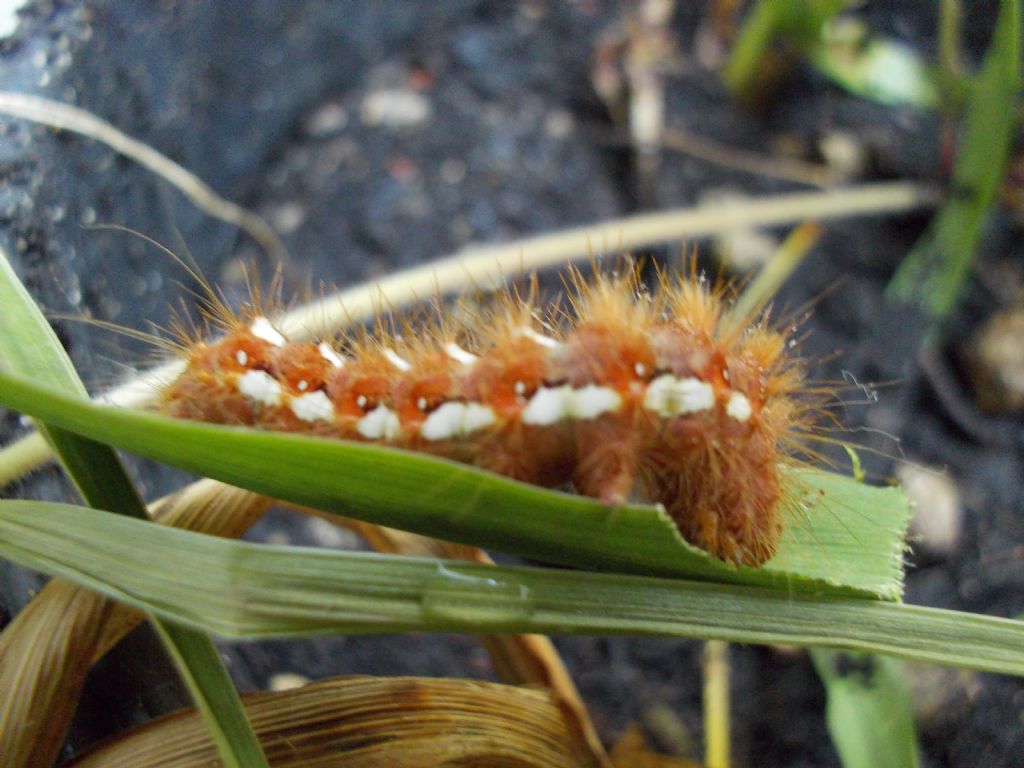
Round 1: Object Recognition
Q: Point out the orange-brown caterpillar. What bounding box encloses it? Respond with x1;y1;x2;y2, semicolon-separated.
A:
161;267;816;566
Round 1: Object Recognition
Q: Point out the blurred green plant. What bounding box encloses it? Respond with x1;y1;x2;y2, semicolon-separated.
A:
811;650;921;768
887;0;1021;319
723;0;938;108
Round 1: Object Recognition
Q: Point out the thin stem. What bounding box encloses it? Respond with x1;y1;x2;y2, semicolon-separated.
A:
703;640;731;768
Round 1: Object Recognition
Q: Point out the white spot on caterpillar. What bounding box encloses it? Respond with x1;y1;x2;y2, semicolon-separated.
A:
251;317;286;347
521;385;571;426
644;375;714;417
462;402;497;433
420;401;465;440
570;385;622;420
514;380;527;396
383;349;412;372
358;404;401;440
676;377;716;414
356;394;368;410
444;342;477;366
297;380;309;392
290;391;334;423
417;396;429;411
235;350;248;366
634;362;647;378
644;375;675;416
319;342;344;368
237;370;281;406
522;384;624;425
419;401;498;440
514;326;560;349
726;392;753;422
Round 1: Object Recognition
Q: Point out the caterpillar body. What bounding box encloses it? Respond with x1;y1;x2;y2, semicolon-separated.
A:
160;267;814;566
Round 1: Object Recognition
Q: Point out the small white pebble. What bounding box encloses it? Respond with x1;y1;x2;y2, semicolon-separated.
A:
899;463;963;557
361;88;431;127
305;516;362;549
819;130;868;179
440;158;466;184
305;102;349;136
268;673;309;692
544;108;574;139
268;202;306;234
0;2;27;38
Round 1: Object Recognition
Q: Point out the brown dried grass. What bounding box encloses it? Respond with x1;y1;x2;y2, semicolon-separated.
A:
65;676;580;768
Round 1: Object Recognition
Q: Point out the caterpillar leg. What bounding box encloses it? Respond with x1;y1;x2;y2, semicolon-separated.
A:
572;419;641;505
648;428;783;566
473;424;575;488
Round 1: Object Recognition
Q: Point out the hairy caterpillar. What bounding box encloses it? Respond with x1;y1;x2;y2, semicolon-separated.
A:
159;265;818;567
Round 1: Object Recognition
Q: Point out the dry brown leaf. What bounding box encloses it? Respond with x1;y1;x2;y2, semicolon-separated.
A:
65;675;581;767
0;585;113;767
0;480;269;768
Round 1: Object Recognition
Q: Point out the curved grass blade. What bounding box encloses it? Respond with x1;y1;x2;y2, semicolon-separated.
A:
70;676;582;768
0;500;1020;675
0;247;144;513
148;621;271;768
0;370;910;598
0;250;269;768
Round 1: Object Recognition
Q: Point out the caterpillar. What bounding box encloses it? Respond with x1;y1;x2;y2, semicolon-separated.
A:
159;265;817;567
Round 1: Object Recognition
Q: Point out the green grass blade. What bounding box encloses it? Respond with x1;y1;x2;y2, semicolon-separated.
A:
0;500;1021;675
722;0;788;98
0;369;910;599
723;0;845;101
811;650;921;768
887;0;1021;317
151;622;270;768
0;249;269;768
0;248;146;514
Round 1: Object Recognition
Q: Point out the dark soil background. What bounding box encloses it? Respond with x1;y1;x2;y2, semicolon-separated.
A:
1;2;1022;766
